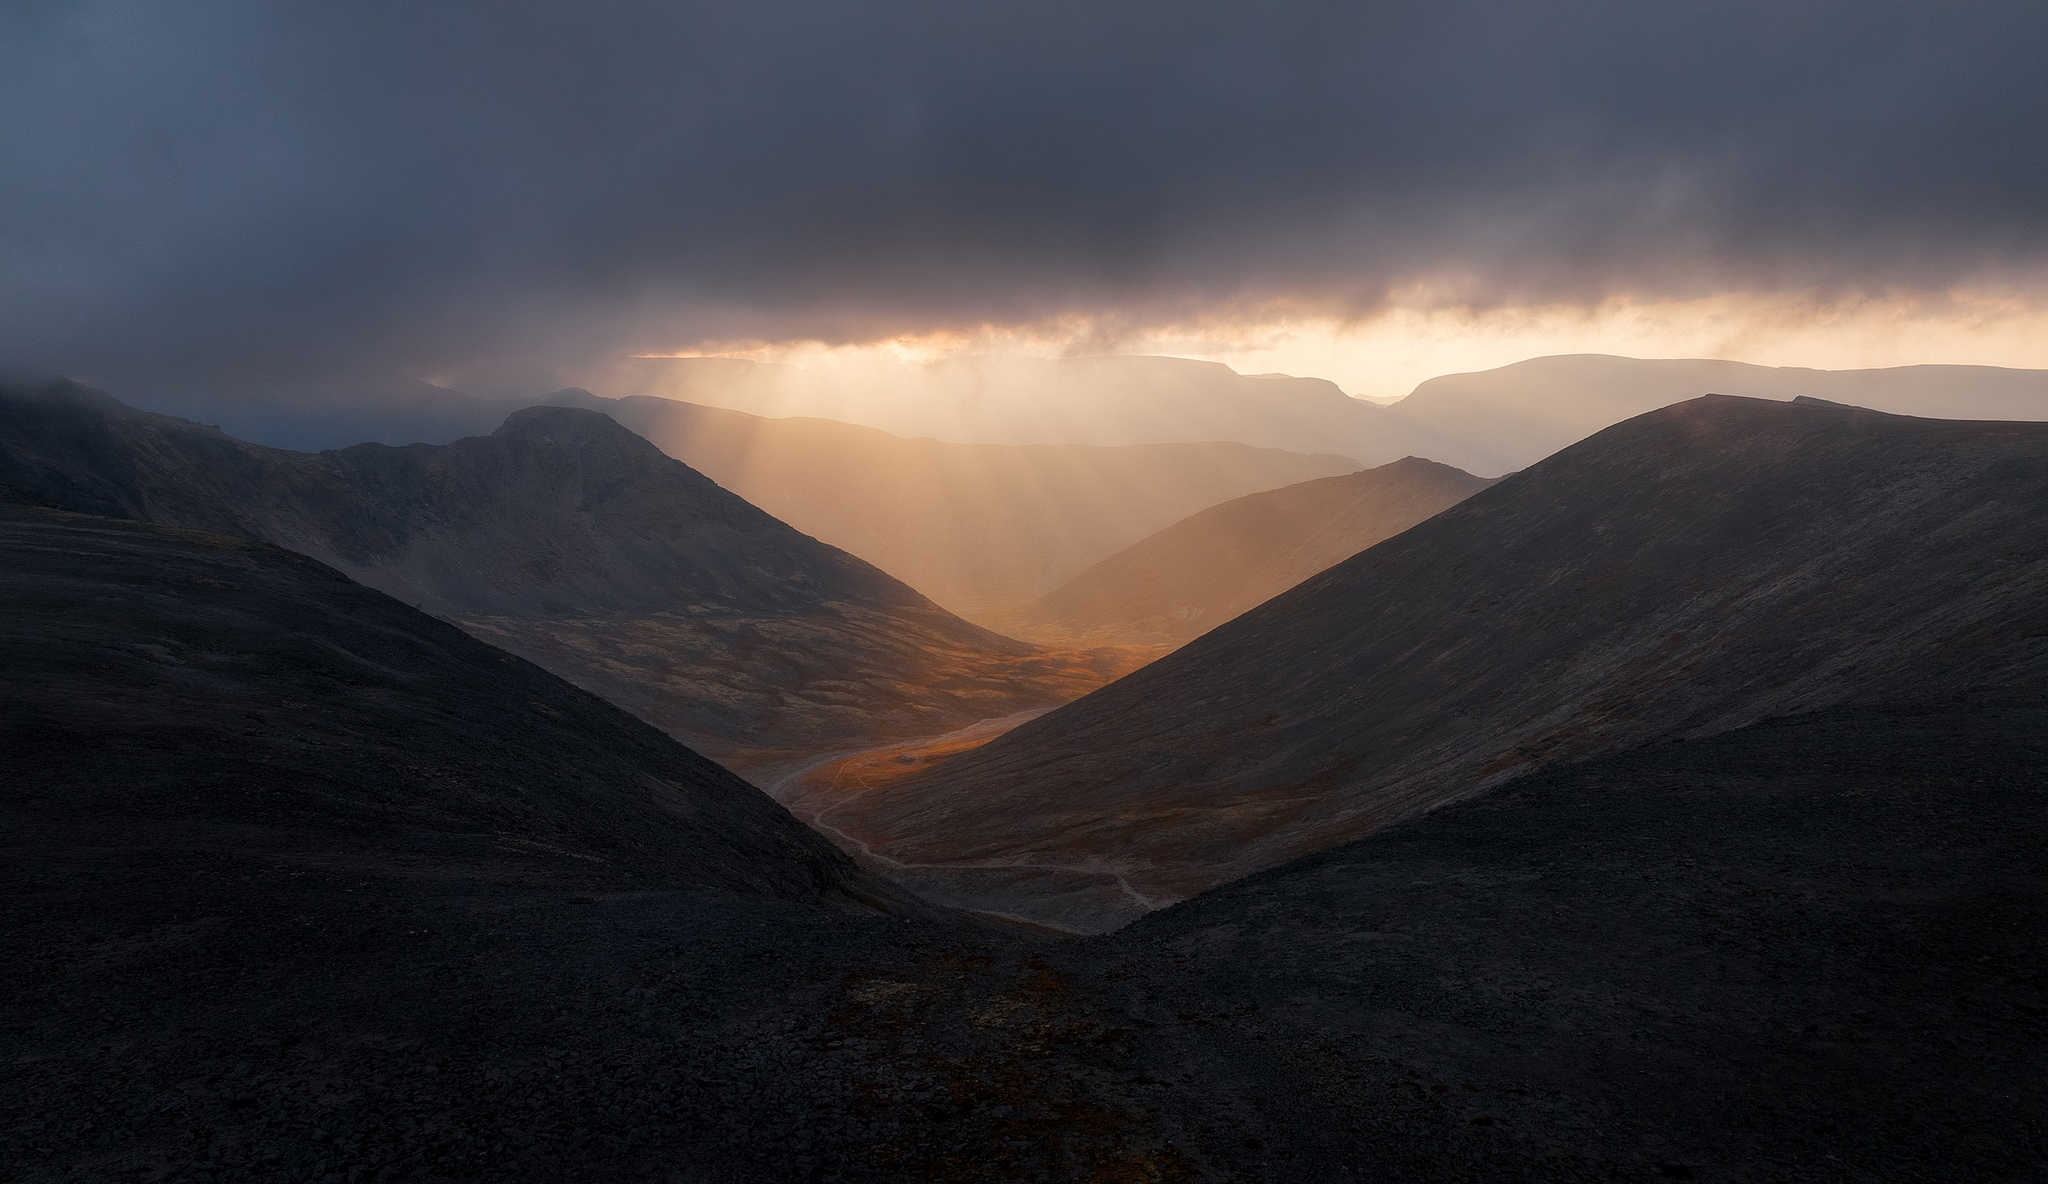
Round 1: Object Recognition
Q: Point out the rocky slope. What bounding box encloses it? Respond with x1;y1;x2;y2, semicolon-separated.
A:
9;519;2040;1181
546;389;1361;618
834;396;2048;931
989;457;1495;646
0;504;905;910
0;378;1149;768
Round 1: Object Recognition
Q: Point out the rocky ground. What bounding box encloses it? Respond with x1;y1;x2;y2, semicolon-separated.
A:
5;503;2045;1182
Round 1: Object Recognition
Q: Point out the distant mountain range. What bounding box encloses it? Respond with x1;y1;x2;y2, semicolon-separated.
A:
543;389;1360;618
603;353;2048;475
599;353;1381;453
827;396;2048;931
987;456;1495;646
0;379;1149;768
1384;354;2048;475
121;352;2048;499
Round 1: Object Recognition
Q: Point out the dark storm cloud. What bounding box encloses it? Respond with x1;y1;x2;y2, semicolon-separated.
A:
2;0;2045;384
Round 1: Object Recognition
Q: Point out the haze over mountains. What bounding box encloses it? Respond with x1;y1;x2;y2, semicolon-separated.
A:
0;379;1147;768
989;457;1495;646
1388;354;2048;475
600;353;2048;477
831;396;2048;931
607;354;1387;453
544;389;1359;617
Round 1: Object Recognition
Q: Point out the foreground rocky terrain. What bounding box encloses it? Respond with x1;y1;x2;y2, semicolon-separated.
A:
845;396;2048;930
989;457;1495;647
0;379;1150;768
5;504;2041;1180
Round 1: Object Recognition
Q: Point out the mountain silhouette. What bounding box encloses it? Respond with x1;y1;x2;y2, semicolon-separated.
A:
830;396;2048;931
0;378;1148;768
989;457;1495;646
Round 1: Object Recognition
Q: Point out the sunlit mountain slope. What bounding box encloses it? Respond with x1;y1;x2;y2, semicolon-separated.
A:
989;457;1495;646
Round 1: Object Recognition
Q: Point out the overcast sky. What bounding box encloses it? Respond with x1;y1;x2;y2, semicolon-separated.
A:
4;1;2045;392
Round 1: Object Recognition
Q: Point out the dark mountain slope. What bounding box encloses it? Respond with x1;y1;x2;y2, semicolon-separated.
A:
1109;694;2048;1180
0;379;1145;767
989;457;1496;646
547;389;1361;619
0;504;900;909
837;396;2048;931
8;517;2040;1180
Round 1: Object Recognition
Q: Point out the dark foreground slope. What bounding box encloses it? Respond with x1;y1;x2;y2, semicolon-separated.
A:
843;396;2048;931
989;457;1495;646
1108;695;2048;1181
7;516;2042;1183
0;506;896;908
0;379;1146;767
550;390;1360;619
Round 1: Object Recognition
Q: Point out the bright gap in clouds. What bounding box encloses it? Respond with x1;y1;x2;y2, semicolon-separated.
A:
639;288;2048;403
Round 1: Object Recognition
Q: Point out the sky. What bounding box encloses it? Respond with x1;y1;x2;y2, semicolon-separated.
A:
4;1;2046;400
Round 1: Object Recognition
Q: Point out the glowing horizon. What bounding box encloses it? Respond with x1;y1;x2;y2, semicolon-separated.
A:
617;286;2048;403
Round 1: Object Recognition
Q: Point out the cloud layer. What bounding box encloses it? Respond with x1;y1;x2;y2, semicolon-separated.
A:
4;0;2045;387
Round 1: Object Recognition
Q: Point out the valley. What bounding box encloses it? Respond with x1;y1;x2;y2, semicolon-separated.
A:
0;380;1158;768
546;388;1361;618
14;11;2048;1181
7;369;2046;1183
833;395;2048;930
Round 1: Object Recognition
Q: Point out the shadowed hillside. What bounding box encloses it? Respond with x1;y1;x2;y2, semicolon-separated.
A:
547;389;1361;619
989;457;1495;646
8;508;2041;1180
0;379;1151;768
0;504;904;909
833;396;2048;931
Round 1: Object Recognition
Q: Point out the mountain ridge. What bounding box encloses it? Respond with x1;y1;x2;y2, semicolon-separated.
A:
831;395;2048;930
0;378;1148;767
988;455;1496;646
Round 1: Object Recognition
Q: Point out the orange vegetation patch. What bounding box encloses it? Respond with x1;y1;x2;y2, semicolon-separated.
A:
803;713;1038;797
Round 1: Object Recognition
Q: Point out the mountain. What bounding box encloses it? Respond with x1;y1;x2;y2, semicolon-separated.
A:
545;390;1362;618
1115;693;2048;1179
595;353;1399;457
1381;354;2048;475
0;502;904;909
823;396;2048;931
0;378;1149;768
9;503;2040;1181
988;457;1496;646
